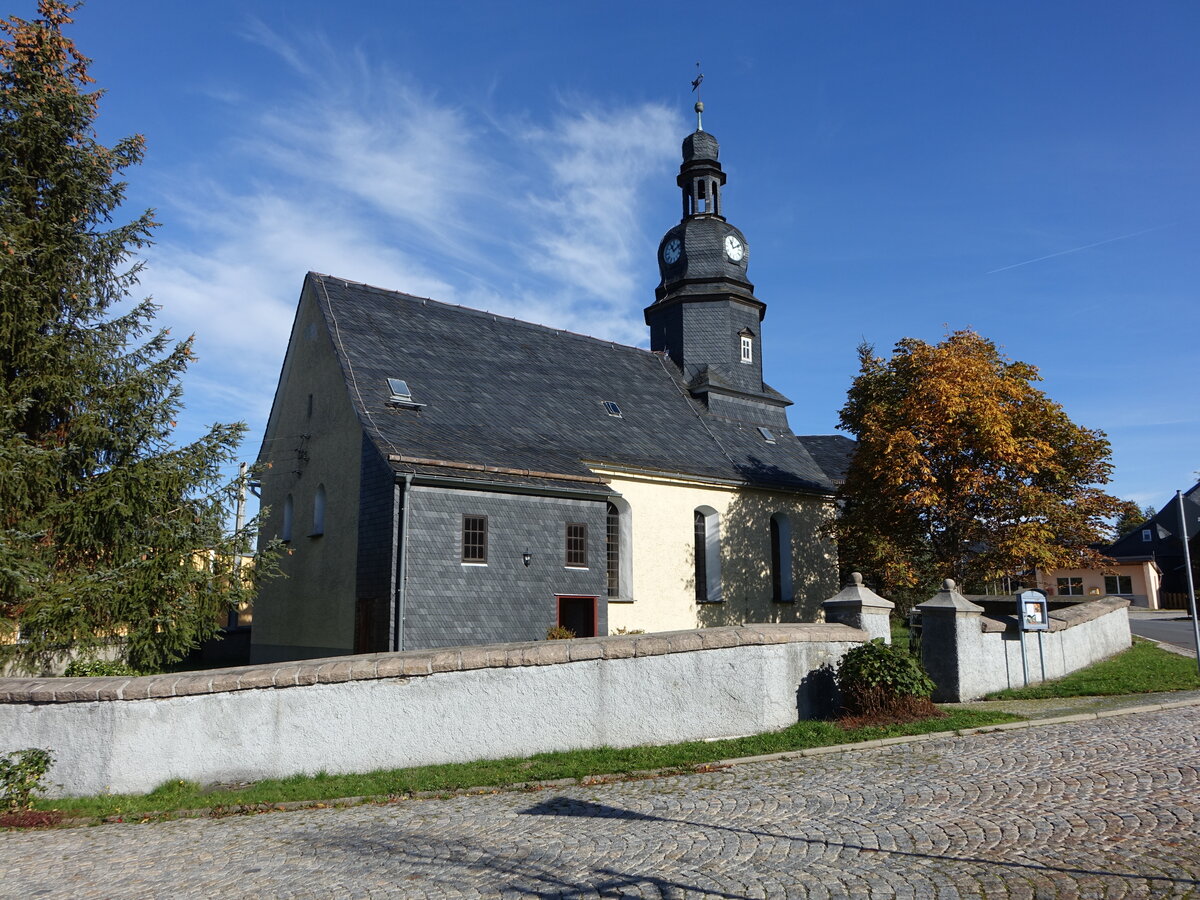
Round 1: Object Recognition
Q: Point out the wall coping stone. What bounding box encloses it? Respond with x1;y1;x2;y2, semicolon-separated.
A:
979;596;1131;633
0;623;865;704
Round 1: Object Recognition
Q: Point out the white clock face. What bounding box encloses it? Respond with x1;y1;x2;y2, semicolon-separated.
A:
724;234;745;262
662;238;682;265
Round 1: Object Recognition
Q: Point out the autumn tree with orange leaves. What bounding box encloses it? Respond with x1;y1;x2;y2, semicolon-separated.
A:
836;330;1121;608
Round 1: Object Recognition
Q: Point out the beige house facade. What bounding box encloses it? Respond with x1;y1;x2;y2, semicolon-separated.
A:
594;466;838;634
1034;558;1162;609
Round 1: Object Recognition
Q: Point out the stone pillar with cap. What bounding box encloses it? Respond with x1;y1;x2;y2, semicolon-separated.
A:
822;573;895;644
915;579;986;702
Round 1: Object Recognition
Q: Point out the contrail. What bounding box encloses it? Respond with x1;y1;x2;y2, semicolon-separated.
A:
987;224;1168;274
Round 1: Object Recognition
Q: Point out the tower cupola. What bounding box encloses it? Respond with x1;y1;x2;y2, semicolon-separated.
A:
643;102;791;429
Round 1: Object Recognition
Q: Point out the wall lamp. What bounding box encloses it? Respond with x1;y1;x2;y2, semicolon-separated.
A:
522;551;532;567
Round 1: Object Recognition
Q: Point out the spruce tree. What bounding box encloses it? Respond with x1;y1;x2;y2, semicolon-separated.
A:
0;1;260;673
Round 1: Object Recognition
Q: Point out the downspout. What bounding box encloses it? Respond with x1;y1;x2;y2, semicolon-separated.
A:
394;474;413;652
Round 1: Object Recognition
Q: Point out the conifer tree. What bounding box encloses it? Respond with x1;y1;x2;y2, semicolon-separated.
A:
0;1;261;673
836;330;1121;608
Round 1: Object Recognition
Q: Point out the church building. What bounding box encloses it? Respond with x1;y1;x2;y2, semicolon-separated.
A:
250;113;849;663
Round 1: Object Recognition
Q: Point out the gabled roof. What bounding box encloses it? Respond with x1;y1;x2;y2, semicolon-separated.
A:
1105;480;1200;559
307;273;835;495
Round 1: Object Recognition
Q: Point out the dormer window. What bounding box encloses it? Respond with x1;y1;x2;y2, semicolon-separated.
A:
740;333;753;364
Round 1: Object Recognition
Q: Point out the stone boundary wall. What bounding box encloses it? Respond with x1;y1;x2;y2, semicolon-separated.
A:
919;594;1131;702
0;624;865;797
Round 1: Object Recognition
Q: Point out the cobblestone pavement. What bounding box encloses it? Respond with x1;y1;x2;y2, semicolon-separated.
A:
3;706;1199;899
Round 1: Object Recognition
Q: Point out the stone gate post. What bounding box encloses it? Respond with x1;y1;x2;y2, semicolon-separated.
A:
915;579;986;702
822;572;895;643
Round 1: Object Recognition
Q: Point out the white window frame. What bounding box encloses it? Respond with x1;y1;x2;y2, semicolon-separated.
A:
1056;577;1084;596
694;506;722;603
1104;574;1133;595
606;498;634;602
740;334;753;364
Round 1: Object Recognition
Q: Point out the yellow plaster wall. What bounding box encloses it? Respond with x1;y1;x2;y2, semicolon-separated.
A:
596;469;838;633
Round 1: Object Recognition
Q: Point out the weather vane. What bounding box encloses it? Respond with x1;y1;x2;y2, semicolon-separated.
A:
691;62;704;131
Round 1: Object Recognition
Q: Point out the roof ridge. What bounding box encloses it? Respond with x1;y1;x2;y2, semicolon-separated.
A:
309;271;656;358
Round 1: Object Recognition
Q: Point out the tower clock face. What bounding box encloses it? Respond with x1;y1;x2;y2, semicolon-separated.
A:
724;234;745;262
662;238;682;265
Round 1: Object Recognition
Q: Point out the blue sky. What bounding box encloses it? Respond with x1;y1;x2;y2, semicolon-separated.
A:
46;1;1200;511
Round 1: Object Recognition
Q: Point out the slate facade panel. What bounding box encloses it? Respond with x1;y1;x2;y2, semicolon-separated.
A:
355;437;399;651
400;485;609;649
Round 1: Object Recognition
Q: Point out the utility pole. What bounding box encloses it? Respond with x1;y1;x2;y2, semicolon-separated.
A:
1178;489;1200;675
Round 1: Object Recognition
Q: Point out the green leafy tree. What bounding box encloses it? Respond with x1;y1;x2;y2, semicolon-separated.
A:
0;1;266;673
1110;500;1156;542
836;330;1121;605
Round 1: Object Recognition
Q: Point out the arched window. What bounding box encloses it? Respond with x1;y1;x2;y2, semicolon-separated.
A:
311;484;326;536
694;506;722;603
770;513;794;603
606;502;620;598
606;498;633;602
282;494;294;542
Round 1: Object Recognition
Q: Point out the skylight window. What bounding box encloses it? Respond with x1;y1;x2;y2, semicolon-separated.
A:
387;378;412;402
757;426;776;444
603;400;623;418
384;377;426;409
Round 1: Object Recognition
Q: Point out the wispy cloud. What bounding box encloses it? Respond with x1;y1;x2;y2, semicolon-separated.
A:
142;25;683;442
987;225;1168;274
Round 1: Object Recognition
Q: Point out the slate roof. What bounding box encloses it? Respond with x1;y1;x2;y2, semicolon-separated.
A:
795;435;856;487
308;273;835;495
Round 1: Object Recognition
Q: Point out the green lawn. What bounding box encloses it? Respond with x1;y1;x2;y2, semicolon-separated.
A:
38;707;1018;822
986;638;1200;700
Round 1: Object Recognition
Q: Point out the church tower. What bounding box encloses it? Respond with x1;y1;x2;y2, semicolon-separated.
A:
645;102;792;429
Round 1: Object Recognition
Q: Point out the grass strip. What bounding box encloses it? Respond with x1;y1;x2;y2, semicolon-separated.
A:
37;708;1018;822
986;638;1200;700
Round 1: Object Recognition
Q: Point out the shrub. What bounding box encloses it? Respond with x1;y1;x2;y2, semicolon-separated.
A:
836;639;939;724
0;749;53;812
545;626;575;640
63;659;141;678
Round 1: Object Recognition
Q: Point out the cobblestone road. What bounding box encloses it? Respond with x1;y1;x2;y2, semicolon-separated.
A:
3;706;1199;898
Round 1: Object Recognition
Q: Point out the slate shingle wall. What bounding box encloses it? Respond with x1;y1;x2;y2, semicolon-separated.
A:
355;437;398;651
401;485;609;649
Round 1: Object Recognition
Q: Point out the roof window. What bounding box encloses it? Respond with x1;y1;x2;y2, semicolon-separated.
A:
387;378;412;402
603;400;623;418
385;377;426;409
757;426;776;444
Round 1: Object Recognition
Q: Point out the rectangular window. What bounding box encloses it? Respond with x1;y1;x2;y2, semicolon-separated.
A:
565;522;588;568
1056;577;1084;596
1104;575;1133;594
740;335;753;363
462;515;487;563
1142;529;1153;542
